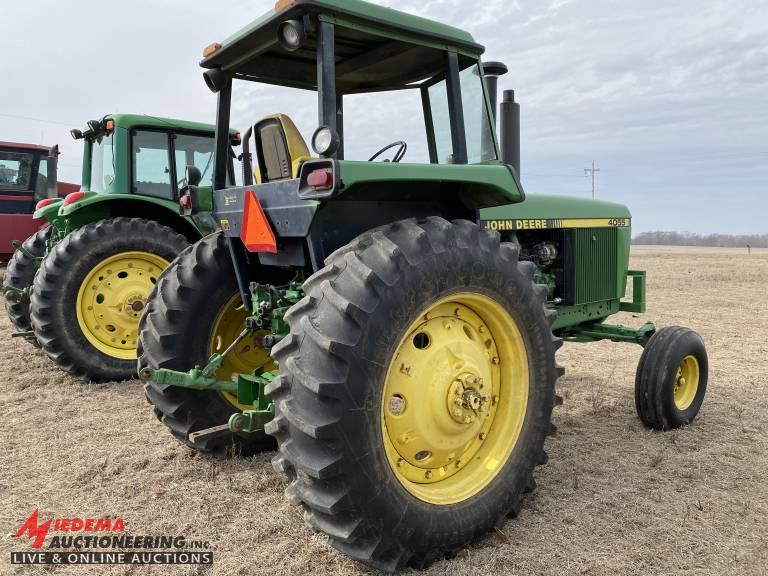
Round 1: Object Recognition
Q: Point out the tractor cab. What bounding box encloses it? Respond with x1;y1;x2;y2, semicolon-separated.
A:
0;141;69;260
68;114;237;201
4;114;240;382
29;114;243;242
190;0;524;271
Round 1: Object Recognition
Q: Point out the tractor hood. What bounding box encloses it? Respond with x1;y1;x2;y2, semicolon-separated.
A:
479;194;632;231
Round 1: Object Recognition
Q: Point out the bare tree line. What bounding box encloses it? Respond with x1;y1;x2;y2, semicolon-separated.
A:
632;231;768;248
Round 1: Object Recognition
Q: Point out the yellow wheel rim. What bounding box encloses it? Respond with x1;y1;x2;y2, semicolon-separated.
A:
209;293;274;411
381;292;529;505
674;355;699;410
76;251;169;360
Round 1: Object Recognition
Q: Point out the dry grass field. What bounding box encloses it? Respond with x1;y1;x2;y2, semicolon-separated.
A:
1;247;766;576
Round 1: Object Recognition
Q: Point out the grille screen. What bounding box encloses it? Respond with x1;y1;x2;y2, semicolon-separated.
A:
572;227;619;304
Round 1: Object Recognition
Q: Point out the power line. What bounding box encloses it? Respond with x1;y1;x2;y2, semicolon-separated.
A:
584;160;600;199
0;113;74;128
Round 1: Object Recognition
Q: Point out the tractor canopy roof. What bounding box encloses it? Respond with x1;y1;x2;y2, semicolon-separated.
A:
0;141;55;154
105;114;219;134
201;0;485;93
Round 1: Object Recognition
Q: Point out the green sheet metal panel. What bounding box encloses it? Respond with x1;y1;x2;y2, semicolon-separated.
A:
337;160;524;207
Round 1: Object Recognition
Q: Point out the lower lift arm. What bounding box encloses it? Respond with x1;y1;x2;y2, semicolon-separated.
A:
139;279;304;441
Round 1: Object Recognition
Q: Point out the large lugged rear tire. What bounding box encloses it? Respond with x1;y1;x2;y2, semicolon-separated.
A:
30;218;189;382
138;232;281;457
267;217;562;571
3;227;50;339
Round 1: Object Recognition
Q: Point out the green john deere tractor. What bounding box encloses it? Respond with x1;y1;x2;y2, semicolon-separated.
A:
3;114;237;382
138;0;708;570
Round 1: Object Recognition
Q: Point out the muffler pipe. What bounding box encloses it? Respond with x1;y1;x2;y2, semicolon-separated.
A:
500;89;521;178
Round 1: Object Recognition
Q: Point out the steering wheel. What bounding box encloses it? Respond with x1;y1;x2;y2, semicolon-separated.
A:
368;141;407;163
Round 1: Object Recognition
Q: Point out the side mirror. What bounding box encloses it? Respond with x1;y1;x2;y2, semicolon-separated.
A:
185;165;202;186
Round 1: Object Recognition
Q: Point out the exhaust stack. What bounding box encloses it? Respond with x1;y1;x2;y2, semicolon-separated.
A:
500;89;521;178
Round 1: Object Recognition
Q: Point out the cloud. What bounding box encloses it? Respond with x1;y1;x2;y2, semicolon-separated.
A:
0;0;765;233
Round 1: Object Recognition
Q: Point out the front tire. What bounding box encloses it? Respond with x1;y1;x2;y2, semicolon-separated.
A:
30;218;189;382
635;326;708;430
3;227;50;340
267;218;562;571
138;232;283;457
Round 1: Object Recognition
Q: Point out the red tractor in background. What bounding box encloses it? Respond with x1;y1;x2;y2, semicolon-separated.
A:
0;141;78;260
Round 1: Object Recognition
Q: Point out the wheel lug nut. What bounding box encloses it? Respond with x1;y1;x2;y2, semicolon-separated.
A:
492;356;499;365
479;432;486;440
425;471;433;479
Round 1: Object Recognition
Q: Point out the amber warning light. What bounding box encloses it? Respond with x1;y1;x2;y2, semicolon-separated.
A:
203;42;222;58
275;0;297;12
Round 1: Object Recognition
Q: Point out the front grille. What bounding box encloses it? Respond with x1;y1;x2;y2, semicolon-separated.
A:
572;227;619;304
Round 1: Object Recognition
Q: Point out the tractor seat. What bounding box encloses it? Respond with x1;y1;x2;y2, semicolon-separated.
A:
252;114;313;184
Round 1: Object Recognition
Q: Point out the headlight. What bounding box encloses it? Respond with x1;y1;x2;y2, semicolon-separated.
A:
311;126;340;157
278;19;305;52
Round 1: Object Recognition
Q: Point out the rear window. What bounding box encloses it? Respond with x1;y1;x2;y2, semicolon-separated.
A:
0;150;34;189
174;133;215;188
133;131;173;199
132;130;218;198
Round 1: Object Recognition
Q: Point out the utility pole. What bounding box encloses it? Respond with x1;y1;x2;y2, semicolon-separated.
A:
584;160;600;199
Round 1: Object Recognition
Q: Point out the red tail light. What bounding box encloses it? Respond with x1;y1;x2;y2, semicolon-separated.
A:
63;191;85;206
307;168;333;190
35;198;56;210
179;190;193;214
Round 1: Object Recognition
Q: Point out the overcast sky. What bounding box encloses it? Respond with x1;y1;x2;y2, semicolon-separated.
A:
1;0;766;234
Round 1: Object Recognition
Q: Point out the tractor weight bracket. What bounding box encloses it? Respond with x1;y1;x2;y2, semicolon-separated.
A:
619;270;647;313
562;321;656;347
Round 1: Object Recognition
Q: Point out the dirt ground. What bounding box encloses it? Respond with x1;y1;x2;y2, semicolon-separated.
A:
1;247;766;576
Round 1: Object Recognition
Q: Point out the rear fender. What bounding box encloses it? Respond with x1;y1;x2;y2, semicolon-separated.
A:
33;199;65;223
41;193;206;241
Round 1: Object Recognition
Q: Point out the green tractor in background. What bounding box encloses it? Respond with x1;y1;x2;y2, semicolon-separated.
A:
139;0;709;570
3;114;237;381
